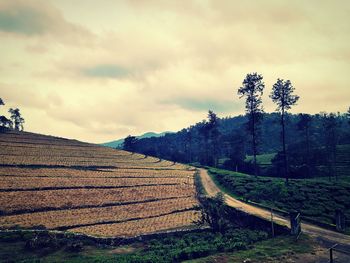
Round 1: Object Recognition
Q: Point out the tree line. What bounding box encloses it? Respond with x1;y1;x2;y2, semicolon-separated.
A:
122;73;349;182
0;97;25;131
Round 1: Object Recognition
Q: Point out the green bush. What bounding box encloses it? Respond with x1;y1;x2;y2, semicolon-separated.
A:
113;229;268;263
209;167;350;227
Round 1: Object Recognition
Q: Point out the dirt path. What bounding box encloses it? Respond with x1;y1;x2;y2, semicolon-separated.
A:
199;168;350;246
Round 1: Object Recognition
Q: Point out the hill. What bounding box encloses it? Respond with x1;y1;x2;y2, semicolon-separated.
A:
0;129;200;237
101;131;172;148
207;167;350;230
128;112;350;178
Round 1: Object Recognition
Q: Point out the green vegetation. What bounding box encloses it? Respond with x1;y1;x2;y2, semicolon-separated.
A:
208;167;350;227
331;144;350;177
185;234;315;263
245;144;350;172
245;153;276;165
0;229;268;263
126;110;350;179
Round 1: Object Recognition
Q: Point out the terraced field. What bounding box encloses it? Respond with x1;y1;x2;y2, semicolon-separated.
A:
0;130;201;237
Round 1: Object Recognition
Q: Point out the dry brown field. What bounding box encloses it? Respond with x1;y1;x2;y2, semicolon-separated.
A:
0;130;200;237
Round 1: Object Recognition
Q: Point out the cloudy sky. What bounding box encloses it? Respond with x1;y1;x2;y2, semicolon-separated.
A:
0;0;349;143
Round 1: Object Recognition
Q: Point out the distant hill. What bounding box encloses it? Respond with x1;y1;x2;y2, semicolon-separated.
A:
101;131;172;148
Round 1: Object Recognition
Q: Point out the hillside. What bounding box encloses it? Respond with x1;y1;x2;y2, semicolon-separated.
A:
0;130;200;237
208;167;350;229
126;112;350;173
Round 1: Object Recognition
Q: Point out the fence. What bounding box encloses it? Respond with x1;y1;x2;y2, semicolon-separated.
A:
329;244;350;263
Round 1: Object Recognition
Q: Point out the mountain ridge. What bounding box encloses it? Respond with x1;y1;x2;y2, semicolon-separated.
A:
101;131;172;148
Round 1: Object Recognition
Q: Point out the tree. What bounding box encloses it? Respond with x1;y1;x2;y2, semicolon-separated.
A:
347;106;350;125
8;108;25;131
238;73;265;176
206;110;220;167
270;79;299;183
197;192;230;233
322;113;339;181
297;113;312;177
123;135;138;152
0;99;13;129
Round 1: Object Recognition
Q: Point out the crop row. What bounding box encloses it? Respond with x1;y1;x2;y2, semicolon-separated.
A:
69;210;201;237
0;146;140;159
0;132;92;146
0;185;196;213
0;167;194;178
0;142;131;156
0;175;194;190
0;197;198;230
0;153;163;165
0;145;150;162
0;150;185;169
0;138;90;148
0;155;185;168
0;130;87;143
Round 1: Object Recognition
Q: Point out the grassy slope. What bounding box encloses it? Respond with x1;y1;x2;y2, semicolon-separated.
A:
207;167;350;228
0;229;269;263
185;234;315;263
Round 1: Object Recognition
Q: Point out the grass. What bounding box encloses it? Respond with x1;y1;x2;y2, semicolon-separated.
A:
245;153;276;165
207;167;350;229
185;234;315;263
0;228;269;263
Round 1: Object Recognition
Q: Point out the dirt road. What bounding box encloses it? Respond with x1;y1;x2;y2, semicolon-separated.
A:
199;168;350;246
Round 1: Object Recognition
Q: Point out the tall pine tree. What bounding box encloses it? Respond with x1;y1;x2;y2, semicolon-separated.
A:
238;73;265;176
270;79;299;183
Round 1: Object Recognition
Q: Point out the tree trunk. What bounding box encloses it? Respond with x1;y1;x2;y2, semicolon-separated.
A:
306;127;310;178
188;134;192;163
281;110;288;184
252;113;258;177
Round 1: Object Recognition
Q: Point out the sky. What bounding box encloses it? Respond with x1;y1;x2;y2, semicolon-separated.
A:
0;0;349;143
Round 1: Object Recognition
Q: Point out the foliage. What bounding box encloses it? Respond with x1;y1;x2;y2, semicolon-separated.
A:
65;241;84;252
123;135;139;151
237;73;265;175
0;229;268;263
197;193;231;233
186;234;314;263
321;113;340;180
129;112;350;179
208;167;350;226
0;98;13;129
269;79;299;112
8;108;25;131
270;79;299;183
269;144;350;179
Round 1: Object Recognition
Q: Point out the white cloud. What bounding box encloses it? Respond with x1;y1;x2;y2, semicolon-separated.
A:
0;0;349;143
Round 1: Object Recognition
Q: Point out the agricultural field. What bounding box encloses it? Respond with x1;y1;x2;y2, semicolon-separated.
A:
208;167;350;228
0;130;201;237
